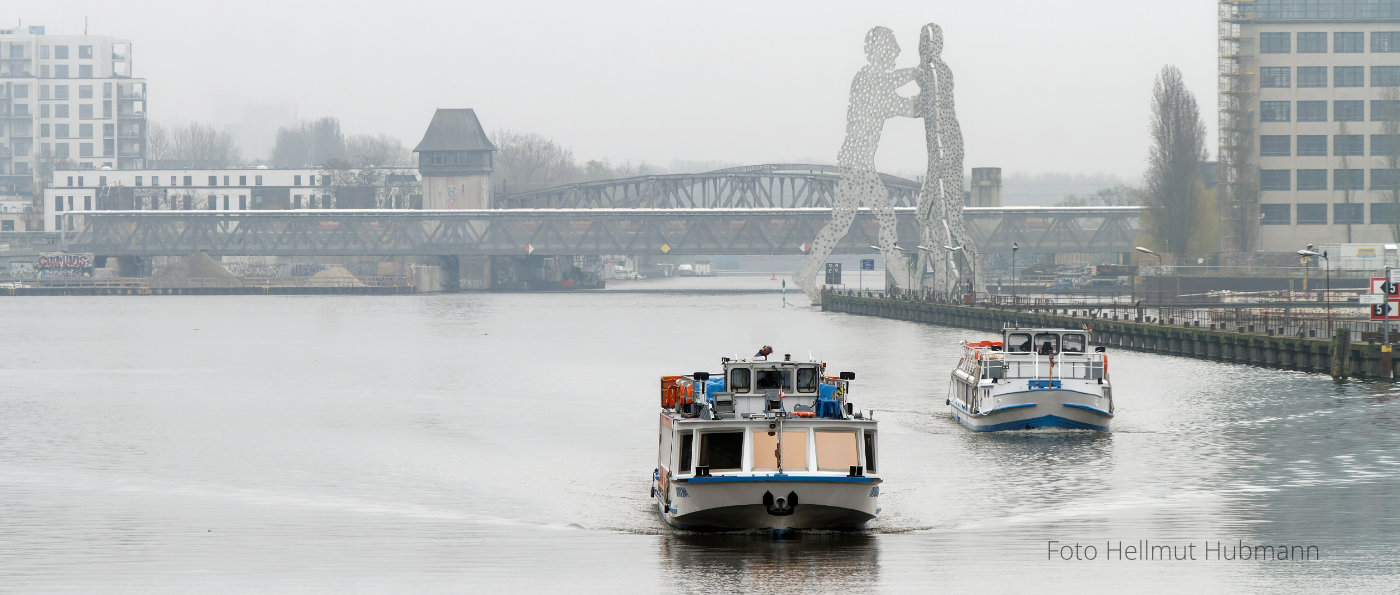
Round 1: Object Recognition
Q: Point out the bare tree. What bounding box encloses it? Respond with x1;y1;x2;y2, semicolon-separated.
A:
271;117;347;167
1145;65;1209;257
146;122;171;163
490;130;581;190
345;134;411;167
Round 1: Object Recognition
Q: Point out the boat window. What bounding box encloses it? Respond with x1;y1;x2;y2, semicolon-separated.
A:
815;430;859;472
1007;333;1032;353
698;432;744;471
755;369;791;390
1034;333;1060;355
678;432;693;474
751;429;809;471
728;368;751;393
796;367;819;392
1062;334;1086;353
864;431;878;473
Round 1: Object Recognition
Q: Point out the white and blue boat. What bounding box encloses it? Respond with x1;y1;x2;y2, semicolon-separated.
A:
947;328;1114;432
652;349;881;531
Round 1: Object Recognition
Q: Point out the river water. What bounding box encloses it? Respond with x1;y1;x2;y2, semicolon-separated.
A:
2;276;1398;592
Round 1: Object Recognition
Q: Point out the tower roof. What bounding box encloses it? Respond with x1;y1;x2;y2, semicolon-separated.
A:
413;108;497;153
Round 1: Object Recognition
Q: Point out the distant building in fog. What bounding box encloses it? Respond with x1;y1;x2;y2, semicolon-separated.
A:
45;167;419;231
413;108;496;210
1;25;149;231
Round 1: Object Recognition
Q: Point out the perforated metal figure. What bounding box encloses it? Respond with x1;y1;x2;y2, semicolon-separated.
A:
914;23;979;297
795;27;916;302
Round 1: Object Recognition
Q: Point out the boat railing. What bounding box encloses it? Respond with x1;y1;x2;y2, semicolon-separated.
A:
971;350;1107;382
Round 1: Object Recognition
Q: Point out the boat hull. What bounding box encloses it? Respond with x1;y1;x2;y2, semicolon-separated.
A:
949;389;1112;432
653;477;879;531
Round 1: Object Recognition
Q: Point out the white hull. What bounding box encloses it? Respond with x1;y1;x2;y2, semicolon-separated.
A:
653;476;879;531
949;387;1112;432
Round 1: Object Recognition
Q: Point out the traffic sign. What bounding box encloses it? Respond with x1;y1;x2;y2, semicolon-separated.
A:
1372;277;1400;296
1371;299;1400;320
860;259;875;271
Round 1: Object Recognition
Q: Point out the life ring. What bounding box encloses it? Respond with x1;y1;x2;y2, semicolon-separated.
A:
793;411;815;418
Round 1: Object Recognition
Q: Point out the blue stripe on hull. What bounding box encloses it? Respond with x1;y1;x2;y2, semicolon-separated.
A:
953;413;1110;433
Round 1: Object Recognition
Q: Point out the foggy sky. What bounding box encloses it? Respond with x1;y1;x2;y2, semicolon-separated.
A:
16;0;1218;180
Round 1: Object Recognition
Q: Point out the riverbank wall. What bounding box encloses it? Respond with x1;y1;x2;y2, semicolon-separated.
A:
823;293;1395;380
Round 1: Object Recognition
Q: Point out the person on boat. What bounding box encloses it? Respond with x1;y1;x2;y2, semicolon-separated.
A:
1039;341;1056;356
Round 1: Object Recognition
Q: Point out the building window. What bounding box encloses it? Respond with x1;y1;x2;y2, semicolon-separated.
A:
1261;32;1291;53
1297;101;1326;123
1261;66;1291;88
1261;101;1291;122
1336;100;1364;121
255;175;263;186
54;85;69;100
239;195;247;209
1261;135;1291;156
40;104;49;118
294;195;302;209
12;84;27;99
80;143;93;157
55;143;69;158
55;104;69;118
1373;100;1400;121
1260;204;1290;225
1336;66;1364;87
1298;169;1328;190
84;196;92;210
183;176;193;186
223;175;230;185
209;176;217;185
39;45;49;59
54;45;68;59
1376;32;1400;52
1374;66;1400;87
78;85;93;99
294;175;302;186
1299;31;1328;52
1297;204;1328;225
1298;66;1328;87
1373;169;1400;190
223;195;229;210
239;175;247;185
170;176;177;185
1;221;12;232
54;196;63;212
1375;134;1400;155
1374;203;1399;224
54;65;69;78
1335;169;1365;190
79;124;92;138
1261;169;1292;191
55;124;69;138
135;176;143;186
1336;135;1365;156
208;197;217;210
39;124;49;138
78;65;92;79
78;44;93;59
1335;32;1364;53
1335;203;1365;224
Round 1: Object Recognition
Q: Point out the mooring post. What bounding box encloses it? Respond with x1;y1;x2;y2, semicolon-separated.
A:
1331;327;1351;379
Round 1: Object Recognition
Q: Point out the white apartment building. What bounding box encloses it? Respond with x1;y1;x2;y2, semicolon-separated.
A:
1223;1;1400;252
45;167;420;231
1;25;148;230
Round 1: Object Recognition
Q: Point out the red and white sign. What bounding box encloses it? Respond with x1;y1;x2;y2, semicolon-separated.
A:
1371;299;1400;320
800;243;811;254
525;244;535;255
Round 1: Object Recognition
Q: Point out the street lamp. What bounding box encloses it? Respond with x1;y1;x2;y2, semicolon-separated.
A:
916;245;938;301
1135;246;1162;307
1298;248;1331;336
871;244;911;295
1011;242;1019;306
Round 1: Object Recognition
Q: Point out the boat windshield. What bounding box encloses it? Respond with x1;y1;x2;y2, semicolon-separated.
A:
796;367;819;392
1007;333;1032;353
729;368;751;393
1034;333;1059;355
1063;334;1086;353
755;369;791;390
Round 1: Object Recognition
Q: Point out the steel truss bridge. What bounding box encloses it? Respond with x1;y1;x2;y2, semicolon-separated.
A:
61;206;1141;257
498;164;923;209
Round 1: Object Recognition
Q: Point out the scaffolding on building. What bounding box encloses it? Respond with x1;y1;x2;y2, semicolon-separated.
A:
1219;0;1258;255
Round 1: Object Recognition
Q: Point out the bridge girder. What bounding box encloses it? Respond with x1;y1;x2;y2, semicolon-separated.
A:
61;206;1142;258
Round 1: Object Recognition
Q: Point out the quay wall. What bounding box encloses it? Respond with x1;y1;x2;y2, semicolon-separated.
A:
823;293;1394;380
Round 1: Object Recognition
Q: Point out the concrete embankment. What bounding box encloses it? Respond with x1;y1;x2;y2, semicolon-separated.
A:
823;292;1393;380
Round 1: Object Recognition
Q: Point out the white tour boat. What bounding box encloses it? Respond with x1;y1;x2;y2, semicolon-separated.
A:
947;327;1114;432
653;348;881;531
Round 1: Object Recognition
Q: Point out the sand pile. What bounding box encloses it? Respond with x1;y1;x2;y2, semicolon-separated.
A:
311;266;366;287
149;253;240;288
